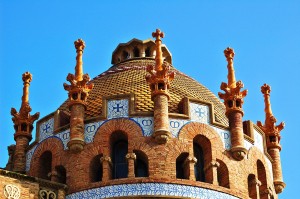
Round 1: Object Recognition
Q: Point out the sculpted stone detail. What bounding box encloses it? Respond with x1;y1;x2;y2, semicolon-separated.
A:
257;83;285;193
218;48;247;161
4;184;20;199
39;189;57;199
145;29;175;144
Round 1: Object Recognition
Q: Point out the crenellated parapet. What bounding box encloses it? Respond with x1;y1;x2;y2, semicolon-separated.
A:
145;29;175;144
218;48;247;161
11;72;40;173
64;39;94;153
257;83;285;194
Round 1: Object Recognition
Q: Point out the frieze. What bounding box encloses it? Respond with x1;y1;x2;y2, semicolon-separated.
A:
66;183;239;199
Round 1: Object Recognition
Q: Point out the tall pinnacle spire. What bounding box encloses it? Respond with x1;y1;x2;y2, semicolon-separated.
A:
257;84;285;147
11;72;40;132
218;47;248;115
11;72;39;173
152;29;164;72
74;39;85;81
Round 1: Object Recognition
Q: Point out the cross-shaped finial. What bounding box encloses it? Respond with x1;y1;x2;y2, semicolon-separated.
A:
224;47;235;60
22;72;32;84
74;39;85;51
261;83;271;95
152;29;164;41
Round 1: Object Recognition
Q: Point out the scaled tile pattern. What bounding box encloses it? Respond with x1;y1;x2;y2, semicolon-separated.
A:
66;183;239;199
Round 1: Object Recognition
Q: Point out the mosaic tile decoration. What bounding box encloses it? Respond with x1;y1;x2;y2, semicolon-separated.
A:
253;129;264;153
107;99;129;119
66;183;239;199
25;145;37;172
39;117;54;141
213;127;231;150
132;117;153;136
190;103;210;124
169;119;189;137
84;121;104;143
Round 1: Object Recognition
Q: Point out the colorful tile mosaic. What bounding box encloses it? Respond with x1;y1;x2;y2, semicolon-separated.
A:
25;145;37;172
169;119;189;137
213;127;231;150
39;117;54;141
190;102;210;124
131;117;153;136
84;121;103;143
66;183;239;199
107;99;129;119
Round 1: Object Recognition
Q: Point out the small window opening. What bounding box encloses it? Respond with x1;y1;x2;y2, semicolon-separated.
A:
133;47;140;57
269;136;276;142
228;100;233;108
72;93;78;100
193;142;205;182
39;151;52;180
158;83;165;90
134;150;148;177
236;100;241;107
55;165;67;184
90;155;103;182
145;47;151;57
112;140;128;179
81;93;86;101
21;123;27;131
122;51;129;60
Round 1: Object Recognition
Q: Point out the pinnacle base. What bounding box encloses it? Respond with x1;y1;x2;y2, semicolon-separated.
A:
67;139;85;153
230;146;247;161
153;130;171;144
274;181;286;194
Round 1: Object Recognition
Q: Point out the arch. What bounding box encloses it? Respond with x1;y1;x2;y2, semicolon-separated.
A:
55;165;66;184
176;152;189;179
29;137;65;177
38;150;52;180
90;154;103;182
248;174;258;199
178;122;224;155
134;150;148;177
217;159;230;188
111;131;128;179
122;50;129;60
133;47;140;57
193;141;206;182
94;118;144;153
145;47;151;57
257;160;267;199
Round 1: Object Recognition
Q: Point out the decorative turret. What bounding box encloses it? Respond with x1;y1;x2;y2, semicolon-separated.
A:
10;72;40;173
218;47;248;160
257;84;285;194
145;29;175;144
64;39;94;153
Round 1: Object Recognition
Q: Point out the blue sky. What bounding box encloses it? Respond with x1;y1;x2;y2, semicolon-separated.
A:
0;1;299;198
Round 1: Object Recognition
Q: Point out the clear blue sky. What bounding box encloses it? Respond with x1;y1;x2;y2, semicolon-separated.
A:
0;1;299;198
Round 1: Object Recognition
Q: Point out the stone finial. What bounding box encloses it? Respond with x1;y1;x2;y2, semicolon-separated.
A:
11;72;40;138
257;84;285;149
74;39;85;81
145;29;175;99
218;47;247;115
64;39;94;105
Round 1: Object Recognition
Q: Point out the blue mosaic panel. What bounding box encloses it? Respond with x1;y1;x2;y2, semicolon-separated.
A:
132;117;153;136
66;183;239;199
213;127;231;150
190;103;210;124
39;117;54;141
25;145;37;172
253;129;264;152
107;99;129;119
169;119;189;137
85;121;103;143
55;129;70;149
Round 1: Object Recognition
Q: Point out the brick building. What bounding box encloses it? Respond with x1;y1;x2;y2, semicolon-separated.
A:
2;29;285;199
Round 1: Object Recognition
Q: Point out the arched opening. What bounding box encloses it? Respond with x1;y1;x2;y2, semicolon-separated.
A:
145;47;151;57
122;51;129;60
257;160;267;199
55;165;66;184
111;131;128;179
134;150;148;177
217;159;230;188
38;151;52;180
176;152;189;179
133;47;140;57
90;154;103;182
248;174;258;199
193;142;205;182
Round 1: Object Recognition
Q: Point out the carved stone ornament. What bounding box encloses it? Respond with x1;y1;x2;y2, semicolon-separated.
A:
39;189;57;199
218;48;247;115
4;184;20;199
145;29;175;99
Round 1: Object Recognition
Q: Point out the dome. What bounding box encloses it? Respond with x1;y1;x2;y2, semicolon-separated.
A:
58;40;228;126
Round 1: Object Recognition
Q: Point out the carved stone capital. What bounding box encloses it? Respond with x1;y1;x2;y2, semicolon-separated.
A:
126;153;136;160
204;160;220;172
100;156;112;164
250;178;261;186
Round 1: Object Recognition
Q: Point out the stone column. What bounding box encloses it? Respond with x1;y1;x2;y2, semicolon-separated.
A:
126;152;136;178
100;156;112;181
183;156;197;181
204;160;219;185
49;170;59;182
249;178;261;199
